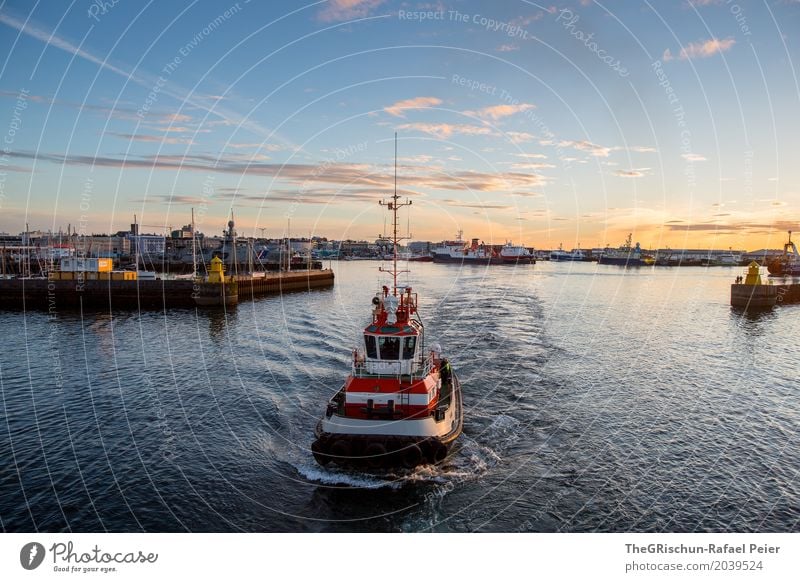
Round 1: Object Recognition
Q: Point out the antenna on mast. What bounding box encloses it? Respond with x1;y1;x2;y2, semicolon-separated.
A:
379;133;411;296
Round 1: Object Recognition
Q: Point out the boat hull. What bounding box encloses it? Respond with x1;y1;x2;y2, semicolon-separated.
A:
499;255;535;264
432;254;505;265
312;375;463;469
598;257;648;266
767;262;800;276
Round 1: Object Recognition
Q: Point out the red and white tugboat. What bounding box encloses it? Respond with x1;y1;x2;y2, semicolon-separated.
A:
312;141;463;470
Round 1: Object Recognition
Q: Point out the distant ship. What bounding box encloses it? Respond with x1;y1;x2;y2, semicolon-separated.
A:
383;252;433;262
767;231;800;276
432;233;503;264
598;234;651;267
550;244;587;262
498;241;535;264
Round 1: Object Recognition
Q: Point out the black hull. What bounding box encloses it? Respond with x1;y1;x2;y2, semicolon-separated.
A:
312;376;463;470
598;257;648;266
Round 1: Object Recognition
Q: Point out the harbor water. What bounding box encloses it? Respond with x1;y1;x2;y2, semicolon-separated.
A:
1;261;798;532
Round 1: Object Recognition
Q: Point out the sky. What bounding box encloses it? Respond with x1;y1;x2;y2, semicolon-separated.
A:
0;0;798;250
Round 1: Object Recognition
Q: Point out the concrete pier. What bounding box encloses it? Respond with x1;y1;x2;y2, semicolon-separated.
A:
0;269;335;310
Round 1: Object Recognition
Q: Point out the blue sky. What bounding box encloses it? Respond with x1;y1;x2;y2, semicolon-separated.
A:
0;0;798;249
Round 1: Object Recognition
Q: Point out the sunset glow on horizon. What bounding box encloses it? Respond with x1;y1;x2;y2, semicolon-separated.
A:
1;1;798;251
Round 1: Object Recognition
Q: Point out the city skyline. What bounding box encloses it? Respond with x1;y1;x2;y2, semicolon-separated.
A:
1;0;798;250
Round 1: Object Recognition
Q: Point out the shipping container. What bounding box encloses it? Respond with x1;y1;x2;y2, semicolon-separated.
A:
60;257;114;272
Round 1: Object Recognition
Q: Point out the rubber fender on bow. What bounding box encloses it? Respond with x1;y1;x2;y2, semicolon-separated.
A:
329;439;351;465
363;441;388;469
400;443;423;469
311;440;331;466
431;441;448;465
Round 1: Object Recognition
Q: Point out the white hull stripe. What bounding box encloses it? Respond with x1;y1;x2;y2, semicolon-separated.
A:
346;392;433;406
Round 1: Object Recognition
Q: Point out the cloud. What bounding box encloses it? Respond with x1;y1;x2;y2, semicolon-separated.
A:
663;37;735;61
464;103;536;121
682;153;707;162
514;153;548;159
663;220;800;233
630;146;658;153
317;0;386;22
615;168;651;178
496;44;520;52
506;131;535;143
560;140;615;157
107;133;194;145
396;122;492;139
511;162;556;170
384;96;442;118
9;150;547;194
440;199;513;210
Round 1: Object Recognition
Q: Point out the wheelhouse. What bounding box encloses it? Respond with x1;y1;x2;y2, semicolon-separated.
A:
354;285;428;378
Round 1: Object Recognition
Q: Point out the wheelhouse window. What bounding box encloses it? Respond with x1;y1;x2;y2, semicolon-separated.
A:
378;336;400;360
402;337;417;360
364;335;377;359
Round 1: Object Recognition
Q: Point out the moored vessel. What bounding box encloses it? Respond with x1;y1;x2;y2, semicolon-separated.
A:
312;138;463;470
549;244;587;262
598;233;651;267
499;241;535;264
432;236;503;264
767;231;800;276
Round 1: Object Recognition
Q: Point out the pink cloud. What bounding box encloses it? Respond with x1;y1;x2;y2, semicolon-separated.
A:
663;37;735;61
384;96;442;117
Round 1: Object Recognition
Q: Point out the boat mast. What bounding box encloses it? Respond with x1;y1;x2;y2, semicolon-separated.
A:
191;207;197;278
379;133;411;296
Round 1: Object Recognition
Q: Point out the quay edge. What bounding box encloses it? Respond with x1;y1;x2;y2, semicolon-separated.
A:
0;269;335;310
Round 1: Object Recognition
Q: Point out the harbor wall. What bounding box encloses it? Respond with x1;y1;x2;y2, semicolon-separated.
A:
0;269;335;310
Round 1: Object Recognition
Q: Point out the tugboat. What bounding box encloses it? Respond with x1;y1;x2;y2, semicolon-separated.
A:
312;139;463;470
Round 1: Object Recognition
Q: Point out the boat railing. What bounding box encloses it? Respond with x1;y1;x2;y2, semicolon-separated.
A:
351;351;433;379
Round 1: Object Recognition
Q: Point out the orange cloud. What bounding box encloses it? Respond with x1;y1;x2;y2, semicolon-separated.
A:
663;37;735;61
396;122;492;139
384;96;442;117
464;103;536;121
614;168;651;178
